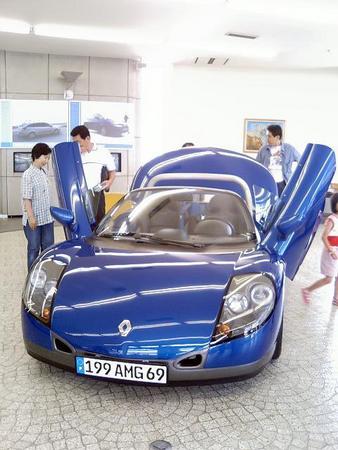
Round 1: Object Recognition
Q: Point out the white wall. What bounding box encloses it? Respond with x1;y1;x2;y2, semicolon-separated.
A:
167;66;338;152
148;65;338;179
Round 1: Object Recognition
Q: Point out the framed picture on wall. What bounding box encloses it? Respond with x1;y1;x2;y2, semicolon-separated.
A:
243;119;285;153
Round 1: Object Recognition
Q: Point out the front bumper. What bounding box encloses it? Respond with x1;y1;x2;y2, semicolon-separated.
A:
24;337;275;382
22;302;278;383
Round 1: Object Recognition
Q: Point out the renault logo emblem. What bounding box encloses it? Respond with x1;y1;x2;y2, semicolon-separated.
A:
118;319;132;337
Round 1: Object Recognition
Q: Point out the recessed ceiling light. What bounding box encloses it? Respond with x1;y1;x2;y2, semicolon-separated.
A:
0;17;30;34
34;23;156;46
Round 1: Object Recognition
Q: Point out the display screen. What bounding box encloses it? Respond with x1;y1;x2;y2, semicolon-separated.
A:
80;101;133;147
13;152;31;173
111;152;122;172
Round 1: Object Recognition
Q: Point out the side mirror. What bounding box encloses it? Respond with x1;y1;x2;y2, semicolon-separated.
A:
50;206;75;226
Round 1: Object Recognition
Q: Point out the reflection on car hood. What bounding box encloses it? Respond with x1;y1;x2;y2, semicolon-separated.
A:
46;239;270;360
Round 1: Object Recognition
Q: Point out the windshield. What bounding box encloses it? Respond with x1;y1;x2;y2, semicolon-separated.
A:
96;188;256;246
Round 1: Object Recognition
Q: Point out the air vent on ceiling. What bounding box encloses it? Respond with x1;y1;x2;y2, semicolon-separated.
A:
225;32;258;40
194;57;231;66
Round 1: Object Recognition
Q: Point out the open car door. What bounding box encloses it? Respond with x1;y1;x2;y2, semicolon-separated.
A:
52;142;95;239
261;143;336;279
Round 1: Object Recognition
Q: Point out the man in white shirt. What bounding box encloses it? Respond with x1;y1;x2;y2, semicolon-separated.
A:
71;125;116;223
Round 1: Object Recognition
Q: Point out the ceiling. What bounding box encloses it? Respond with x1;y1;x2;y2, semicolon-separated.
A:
1;0;338;69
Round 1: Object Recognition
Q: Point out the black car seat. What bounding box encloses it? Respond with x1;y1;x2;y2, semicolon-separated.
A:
147;200;181;233
199;194;248;235
193;219;233;237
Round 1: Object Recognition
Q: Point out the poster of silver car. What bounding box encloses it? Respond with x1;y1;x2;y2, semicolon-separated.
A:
11;100;68;146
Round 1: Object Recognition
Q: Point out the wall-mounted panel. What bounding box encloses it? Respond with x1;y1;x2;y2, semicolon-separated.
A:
112;176;128;193
0;51;5;94
6;176;22;216
5;93;48;100
49;55;89;96
6;52;48;95
88;96;128;102
128;59;140;99
89;58;128;97
0;177;7;215
49;95;89;101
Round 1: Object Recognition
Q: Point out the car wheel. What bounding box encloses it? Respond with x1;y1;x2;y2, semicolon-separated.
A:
28;132;36;139
272;319;283;360
100;126;107;136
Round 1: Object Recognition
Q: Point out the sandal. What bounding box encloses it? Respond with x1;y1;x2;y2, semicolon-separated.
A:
333;297;338;306
301;288;311;304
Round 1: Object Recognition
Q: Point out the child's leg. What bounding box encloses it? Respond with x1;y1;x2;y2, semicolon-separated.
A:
333;277;338;305
302;276;332;303
307;276;332;292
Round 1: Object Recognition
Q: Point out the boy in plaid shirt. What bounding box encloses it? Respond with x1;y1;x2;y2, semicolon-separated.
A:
21;143;54;270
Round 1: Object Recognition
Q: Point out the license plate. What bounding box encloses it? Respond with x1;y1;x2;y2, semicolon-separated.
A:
76;356;167;384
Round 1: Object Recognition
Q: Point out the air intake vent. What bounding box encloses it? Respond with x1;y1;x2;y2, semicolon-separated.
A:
177;354;203;368
225;32;258;40
54;338;73;354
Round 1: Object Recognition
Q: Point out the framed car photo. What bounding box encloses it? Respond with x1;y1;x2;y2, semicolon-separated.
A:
243;119;285;153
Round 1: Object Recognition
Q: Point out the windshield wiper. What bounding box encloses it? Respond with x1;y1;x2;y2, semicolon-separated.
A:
133;233;206;248
97;231;137;238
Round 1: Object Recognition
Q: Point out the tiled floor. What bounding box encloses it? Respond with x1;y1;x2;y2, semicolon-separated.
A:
0;227;338;450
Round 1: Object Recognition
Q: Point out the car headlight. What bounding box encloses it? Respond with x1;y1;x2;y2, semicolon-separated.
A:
213;273;275;343
22;259;66;325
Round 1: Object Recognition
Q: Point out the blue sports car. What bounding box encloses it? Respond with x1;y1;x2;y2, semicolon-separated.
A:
21;143;335;384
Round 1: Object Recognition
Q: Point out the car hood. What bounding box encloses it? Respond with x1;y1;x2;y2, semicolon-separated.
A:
49;238;266;360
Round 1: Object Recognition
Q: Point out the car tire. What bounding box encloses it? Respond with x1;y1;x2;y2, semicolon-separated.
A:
272;319;283;360
28;132;36;139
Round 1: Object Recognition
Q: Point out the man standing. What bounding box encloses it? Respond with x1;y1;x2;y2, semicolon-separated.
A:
256;124;300;196
22;143;54;270
70;125;116;223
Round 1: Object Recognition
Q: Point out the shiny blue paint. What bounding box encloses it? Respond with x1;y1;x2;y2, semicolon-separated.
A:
23;237;283;365
52;142;94;239
206;310;282;368
22;143;336;381
50;207;74;226
21;305;53;351
262;143;336;279
51;242;237;359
